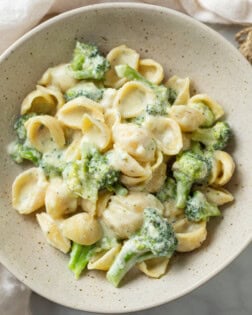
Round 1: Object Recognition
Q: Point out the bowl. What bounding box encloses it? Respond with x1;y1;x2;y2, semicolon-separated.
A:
0;3;251;313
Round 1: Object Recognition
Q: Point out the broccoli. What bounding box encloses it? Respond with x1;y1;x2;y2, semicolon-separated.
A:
189;102;215;127
126;113;146;126
156;177;177;202
68;242;95;279
64;82;104;102
115;64;171;116
14;113;36;141
9;141;42;165
172;151;212;208
167;87;177;105
63;143;124;201
106;208;177;287
191;121;232;151
40;150;66;177
70;42;110;80
185;190;221;222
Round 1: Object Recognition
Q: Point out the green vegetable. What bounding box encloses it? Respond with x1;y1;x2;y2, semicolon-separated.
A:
167;87;177;105
63;143;124;201
9;141;42;165
191;121;232;151
185;190;221;222
156;177;177;202
106;208;177;287
14;113;36;141
115;64;170;116
189;102;215;127
65;81;104;102
68;242;95;279
40;150;66;177
172;151;212;208
71;42;110;80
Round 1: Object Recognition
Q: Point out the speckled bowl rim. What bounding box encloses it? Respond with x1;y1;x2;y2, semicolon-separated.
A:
0;2;251;313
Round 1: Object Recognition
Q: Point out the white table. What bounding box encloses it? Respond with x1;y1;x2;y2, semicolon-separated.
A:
28;24;252;315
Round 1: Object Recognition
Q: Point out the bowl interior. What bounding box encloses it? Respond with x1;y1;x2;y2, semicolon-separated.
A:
0;3;251;313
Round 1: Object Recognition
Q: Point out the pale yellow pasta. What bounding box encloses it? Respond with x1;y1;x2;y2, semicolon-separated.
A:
144;162;167;193
62;137;82;162
137;257;169;278
102;192;163;239
112;123;156;162
81;114;111;151
200;186;234;206
104;108;121;129
143;116;183;155
99;88;117;108
80;197;97;216
173;217;207;252
104;45;139;88
138;59;164;84
163;200;184;222
36;212;71;253
107;148;151;178
166;75;190;105
88;244;121;271
120;172;152;187
168;105;204;132
113;81;155;118
25;115;65;153
181;133;191;151
39;63;77;92
188;94;224;120
21;85;65;115
96;191;113;217
45;177;78;219
209;151;235;186
57;96;104;130
61;213;102;245
12;167;48;214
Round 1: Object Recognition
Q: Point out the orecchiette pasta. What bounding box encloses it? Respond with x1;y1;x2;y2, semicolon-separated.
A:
105;45;139;88
25;115;65;153
10;41;235;287
12;167;48;214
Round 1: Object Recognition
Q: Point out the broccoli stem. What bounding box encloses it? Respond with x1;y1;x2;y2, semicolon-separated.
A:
68;242;94;279
106;241;143;287
176;179;192;209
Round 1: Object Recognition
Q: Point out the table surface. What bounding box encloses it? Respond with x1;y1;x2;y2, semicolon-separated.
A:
29;24;252;315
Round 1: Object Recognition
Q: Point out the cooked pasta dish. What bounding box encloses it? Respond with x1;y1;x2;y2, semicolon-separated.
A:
9;42;235;287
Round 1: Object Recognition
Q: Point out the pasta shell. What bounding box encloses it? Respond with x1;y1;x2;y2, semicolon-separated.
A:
188;94;224;120
12;167;48;214
165;75;190;105
45;177;78;219
113;81;155;118
144;116;183;155
104;45;139;88
144;162;167;193
137;257;169;278
38;63;77;92
25;115;65;153
173;217;207;252
81;114;111;151
36;212;71;253
168;105;205;132
209;151;235;186
57;96;104;130
87;244;121;271
200;186;234;206
138;59;164;84
61;213;102;245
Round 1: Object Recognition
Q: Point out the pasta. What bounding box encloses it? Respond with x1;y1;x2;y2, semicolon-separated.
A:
9;41;235;287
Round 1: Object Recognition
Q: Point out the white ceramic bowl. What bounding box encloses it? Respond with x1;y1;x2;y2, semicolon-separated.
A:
0;3;251;313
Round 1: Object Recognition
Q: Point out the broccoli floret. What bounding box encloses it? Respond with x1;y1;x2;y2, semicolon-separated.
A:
70;42;110;80
185;190;221;222
40;151;66;177
64;81;104;102
14;113;36;141
115;64;170;116
63;143;124;201
68;242;95;279
189;102;215;127
167;87;177;105
172;151;212;208
9;141;42;165
106;208;177;287
191;122;232;151
126;113;146;126
156;177;176;202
